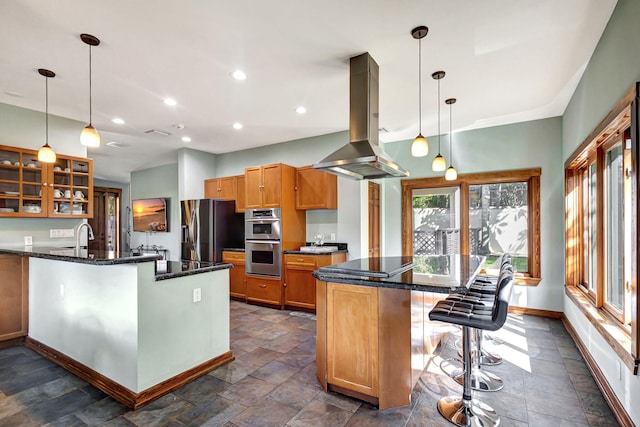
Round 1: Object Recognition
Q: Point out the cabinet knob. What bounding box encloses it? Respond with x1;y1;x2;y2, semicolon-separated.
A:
283;283;287;287
259;284;267;288
297;258;304;262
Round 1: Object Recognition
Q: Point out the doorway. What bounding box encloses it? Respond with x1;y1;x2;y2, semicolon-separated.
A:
89;187;122;252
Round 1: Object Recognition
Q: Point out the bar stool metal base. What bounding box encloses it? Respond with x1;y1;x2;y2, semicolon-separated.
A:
440;358;504;392
479;349;502;366
437;395;500;427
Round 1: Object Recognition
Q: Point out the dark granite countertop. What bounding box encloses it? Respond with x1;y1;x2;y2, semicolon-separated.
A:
222;248;245;252
313;255;485;294
155;260;232;281
0;246;161;265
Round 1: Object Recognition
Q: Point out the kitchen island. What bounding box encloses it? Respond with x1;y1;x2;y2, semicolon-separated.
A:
313;255;484;409
0;246;234;409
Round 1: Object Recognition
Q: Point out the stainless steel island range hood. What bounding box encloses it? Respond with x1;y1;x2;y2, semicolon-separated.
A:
313;53;409;180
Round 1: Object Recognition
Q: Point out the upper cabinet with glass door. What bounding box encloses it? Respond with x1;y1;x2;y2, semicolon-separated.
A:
47;156;93;217
0;145;93;218
0;146;46;216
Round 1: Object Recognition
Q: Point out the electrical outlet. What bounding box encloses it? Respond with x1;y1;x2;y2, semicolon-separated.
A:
330;233;336;241
193;288;201;303
24;236;32;246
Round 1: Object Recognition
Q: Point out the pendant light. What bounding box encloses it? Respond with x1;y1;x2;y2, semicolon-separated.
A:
410;26;429;157
445;98;457;181
37;69;56;163
80;33;101;148
431;71;446;171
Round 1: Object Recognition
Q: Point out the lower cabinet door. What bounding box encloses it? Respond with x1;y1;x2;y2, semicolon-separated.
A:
284;266;316;309
246;275;282;306
327;283;379;397
0;254;28;341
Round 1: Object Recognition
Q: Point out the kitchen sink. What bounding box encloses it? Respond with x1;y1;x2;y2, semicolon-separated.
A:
299;246;339;253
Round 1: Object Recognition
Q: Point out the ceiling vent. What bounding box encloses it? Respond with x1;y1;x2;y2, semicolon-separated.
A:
144;129;171;136
106;141;130;148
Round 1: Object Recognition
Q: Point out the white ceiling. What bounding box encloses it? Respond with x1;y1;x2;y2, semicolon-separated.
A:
0;0;617;183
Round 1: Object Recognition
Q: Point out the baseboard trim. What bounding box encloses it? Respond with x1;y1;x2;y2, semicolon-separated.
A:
508;305;563;319
561;318;634;427
25;337;234;409
0;337;25;349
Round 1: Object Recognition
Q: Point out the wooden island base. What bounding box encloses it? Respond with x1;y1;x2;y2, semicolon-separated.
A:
315;280;445;409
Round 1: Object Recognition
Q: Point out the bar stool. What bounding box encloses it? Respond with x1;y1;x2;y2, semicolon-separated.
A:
456;256;512;367
442;270;512;392
429;272;514;427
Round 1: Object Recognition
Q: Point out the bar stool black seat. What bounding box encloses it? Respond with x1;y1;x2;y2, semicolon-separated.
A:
429;271;514;427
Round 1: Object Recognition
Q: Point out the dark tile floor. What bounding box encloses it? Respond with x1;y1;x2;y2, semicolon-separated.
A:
0;301;619;426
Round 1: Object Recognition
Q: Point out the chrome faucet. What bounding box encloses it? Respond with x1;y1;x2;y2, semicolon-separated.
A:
76;222;95;252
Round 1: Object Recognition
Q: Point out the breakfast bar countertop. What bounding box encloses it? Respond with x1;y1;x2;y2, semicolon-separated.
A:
313;254;485;293
0;245;160;265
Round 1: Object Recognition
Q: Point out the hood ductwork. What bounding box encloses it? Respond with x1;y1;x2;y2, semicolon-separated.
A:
313;53;409;180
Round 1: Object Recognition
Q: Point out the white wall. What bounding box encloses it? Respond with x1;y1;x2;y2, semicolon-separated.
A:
29;258;140;390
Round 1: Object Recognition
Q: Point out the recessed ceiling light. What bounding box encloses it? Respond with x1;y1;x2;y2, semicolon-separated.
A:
295;106;307;114
231;70;247;81
181;136;192;143
164;97;177;106
233;122;243;130
112;117;125;125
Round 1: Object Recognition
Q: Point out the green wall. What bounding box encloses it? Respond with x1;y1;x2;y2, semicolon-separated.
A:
561;0;640;423
384;117;565;311
130;163;180;260
0;103;89;247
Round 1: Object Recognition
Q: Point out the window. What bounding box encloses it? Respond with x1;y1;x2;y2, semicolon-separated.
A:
565;83;639;369
401;168;541;285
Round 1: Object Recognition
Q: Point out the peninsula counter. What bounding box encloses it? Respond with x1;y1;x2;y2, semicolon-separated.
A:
0;246;234;408
313;255;484;409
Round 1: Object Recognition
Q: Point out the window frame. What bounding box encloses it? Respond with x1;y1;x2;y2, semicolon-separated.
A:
564;83;639;372
401;168;541;286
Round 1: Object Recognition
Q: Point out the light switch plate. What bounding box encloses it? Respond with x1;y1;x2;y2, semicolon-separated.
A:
24;236;32;245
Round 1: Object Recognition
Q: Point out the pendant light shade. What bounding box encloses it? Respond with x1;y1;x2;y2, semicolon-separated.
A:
445;97;457;181
37;68;56;163
80;33;101;148
431;71;446;171
411;26;429;158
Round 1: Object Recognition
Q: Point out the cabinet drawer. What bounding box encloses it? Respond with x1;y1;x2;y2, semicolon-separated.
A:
223;251;246;263
246;276;281;305
284;254;318;267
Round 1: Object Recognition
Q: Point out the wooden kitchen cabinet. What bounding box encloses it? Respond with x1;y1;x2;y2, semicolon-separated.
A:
245;163;296;209
0;145;93;218
235;175;246;213
204;176;236;200
284;252;347;311
0;254;28;341
246;275;282;306
222;251;247;299
326;283;379;397
295;166;337;210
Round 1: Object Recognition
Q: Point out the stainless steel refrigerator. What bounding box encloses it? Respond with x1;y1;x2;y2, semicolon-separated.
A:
181;199;244;262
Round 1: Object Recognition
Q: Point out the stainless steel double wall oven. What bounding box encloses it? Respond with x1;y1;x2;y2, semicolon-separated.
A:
245;208;282;277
